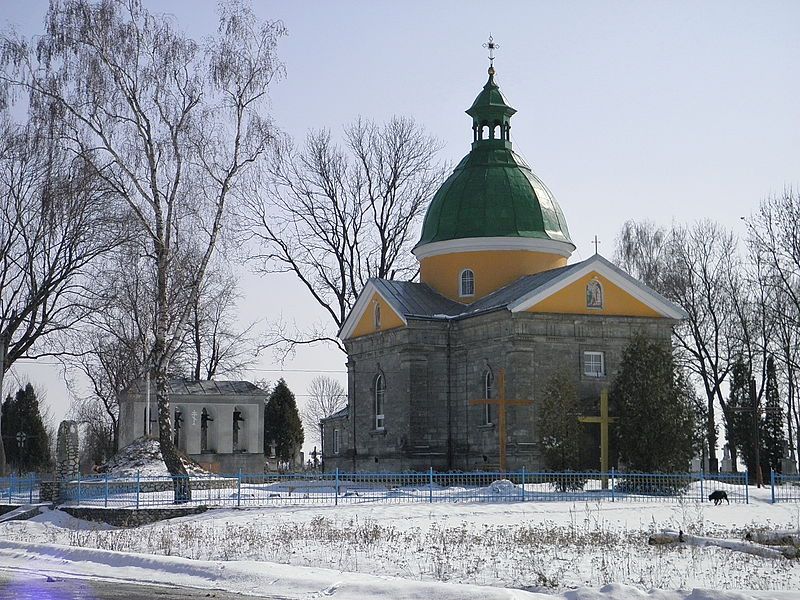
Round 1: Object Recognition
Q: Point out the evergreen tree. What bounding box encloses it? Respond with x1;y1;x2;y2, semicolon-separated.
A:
264;379;304;463
726;358;751;472
539;371;582;472
0;384;51;473
763;356;785;473
610;335;694;472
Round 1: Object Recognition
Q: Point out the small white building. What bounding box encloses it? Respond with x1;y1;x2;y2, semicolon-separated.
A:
118;379;267;473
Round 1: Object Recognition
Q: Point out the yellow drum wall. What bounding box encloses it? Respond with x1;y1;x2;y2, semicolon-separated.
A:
419;251;567;302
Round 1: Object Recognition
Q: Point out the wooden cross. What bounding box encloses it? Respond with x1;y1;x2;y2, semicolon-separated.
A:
469;368;534;472
578;389;616;489
592;235;601;254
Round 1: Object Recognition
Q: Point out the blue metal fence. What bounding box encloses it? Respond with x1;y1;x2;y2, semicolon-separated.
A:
1;475;40;504
771;470;800;503
47;469;750;508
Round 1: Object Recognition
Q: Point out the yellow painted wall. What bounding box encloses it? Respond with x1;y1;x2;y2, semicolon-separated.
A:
420;250;567;302
526;271;663;317
350;292;405;338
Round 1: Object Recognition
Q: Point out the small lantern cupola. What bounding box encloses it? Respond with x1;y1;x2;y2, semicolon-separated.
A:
466;36;516;146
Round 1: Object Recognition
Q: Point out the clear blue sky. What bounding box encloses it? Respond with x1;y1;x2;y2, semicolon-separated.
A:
4;1;799;446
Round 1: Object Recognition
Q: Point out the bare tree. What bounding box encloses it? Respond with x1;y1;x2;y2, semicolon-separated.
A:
245;117;448;355
0;118;121;475
186;266;258;381
2;0;284;498
615;219;740;472
749;190;800;461
302;376;346;446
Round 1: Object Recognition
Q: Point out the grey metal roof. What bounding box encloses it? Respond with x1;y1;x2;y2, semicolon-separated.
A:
370;260;589;322
320;406;349;422
463;260;587;316
372;278;464;318
125;378;269;397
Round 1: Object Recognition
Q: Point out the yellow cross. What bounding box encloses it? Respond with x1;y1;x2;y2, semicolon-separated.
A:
469;368;533;472
578;389;617;489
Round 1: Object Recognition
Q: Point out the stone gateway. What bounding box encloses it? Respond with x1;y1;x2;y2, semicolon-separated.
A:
322;59;685;473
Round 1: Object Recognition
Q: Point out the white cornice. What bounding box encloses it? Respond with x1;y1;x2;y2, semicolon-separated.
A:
413;237;576;260
338;281;408;341
509;255;687;320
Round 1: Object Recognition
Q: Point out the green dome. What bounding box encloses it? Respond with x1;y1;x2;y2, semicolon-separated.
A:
415;71;573;251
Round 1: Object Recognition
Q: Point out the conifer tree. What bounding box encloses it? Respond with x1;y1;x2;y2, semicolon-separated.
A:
610;335;694;472
264;379;304;463
763;356;785;473
539;371;582;472
726;358;751;472
0;383;50;473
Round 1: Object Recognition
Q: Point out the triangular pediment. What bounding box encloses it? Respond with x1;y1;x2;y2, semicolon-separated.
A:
509;255;686;319
339;283;407;340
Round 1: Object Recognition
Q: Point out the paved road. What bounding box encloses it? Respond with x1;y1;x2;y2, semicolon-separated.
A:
0;571;287;600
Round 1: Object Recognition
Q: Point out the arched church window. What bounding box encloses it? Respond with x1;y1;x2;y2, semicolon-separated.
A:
233;407;246;452
200;408;214;453
483;370;494;425
374;373;385;430
586;279;603;309
374;301;381;330
460;269;475;297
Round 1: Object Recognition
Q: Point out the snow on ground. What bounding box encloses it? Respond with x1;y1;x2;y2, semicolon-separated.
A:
2;484;800;598
97;437;211;478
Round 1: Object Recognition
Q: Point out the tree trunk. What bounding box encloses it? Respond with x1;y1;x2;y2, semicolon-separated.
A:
156;370;190;503
706;394;718;473
0;338;6;477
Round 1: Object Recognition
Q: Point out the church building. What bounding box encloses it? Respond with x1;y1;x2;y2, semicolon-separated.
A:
321;58;685;473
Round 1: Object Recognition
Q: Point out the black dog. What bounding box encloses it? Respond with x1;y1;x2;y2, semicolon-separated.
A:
709;490;729;505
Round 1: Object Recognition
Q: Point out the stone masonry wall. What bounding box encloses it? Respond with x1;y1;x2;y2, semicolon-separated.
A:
326;309;676;473
61;506;207;527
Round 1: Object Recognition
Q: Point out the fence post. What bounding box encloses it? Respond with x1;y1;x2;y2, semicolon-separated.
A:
335;468;339;506
135;470;140;510
77;471;81;507
28;475;33;504
699;469;704;502
6;475;10;504
429;467;434;504
611;468;616;502
744;470;749;505
104;473;109;508
237;468;242;508
770;469;776;504
521;467;526;501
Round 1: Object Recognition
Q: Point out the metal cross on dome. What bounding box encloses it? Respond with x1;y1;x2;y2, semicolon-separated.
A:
483;35;499;66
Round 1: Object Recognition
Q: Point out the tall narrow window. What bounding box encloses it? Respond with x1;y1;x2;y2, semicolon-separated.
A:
484;370;494;425
374;302;381;330
201;408;214;453
333;429;340;454
460;269;475;297
375;374;386;430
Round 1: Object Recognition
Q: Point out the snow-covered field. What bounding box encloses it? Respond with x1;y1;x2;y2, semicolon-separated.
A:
1;486;799;599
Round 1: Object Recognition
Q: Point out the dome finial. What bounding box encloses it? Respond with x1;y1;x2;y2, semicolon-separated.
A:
483;34;499;73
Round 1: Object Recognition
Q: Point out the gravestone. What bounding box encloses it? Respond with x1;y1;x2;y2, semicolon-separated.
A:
781;441;798;476
720;445;733;473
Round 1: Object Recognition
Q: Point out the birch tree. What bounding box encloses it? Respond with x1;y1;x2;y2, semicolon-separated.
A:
2;0;284;499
